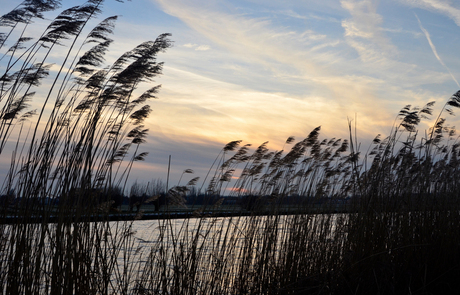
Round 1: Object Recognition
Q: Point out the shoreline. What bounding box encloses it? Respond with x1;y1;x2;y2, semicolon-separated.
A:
0;208;344;224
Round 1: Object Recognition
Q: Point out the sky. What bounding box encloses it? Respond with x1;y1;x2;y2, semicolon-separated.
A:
2;0;460;189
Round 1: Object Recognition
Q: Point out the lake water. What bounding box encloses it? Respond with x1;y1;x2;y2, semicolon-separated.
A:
113;213;345;293
1;213;345;294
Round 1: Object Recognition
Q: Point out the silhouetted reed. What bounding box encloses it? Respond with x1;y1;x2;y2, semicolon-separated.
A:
1;1;171;293
114;91;460;294
2;1;460;294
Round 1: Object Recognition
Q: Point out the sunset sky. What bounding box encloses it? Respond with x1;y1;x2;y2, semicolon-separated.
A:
2;0;460;188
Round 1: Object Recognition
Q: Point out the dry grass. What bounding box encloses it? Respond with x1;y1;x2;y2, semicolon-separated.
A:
0;1;171;293
1;1;460;294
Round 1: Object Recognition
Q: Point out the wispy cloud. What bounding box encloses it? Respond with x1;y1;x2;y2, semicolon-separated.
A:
195;45;210;51
415;13;460;87
401;0;460;27
183;43;211;50
340;0;397;63
183;43;198;48
154;0;323;75
277;10;307;20
139;0;456;149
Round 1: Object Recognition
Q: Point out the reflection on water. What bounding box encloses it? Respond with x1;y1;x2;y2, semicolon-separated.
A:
113;214;345;292
0;213;345;294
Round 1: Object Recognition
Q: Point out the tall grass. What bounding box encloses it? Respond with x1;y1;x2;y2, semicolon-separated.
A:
124;94;460;294
2;1;460;294
0;1;172;293
192;95;460;294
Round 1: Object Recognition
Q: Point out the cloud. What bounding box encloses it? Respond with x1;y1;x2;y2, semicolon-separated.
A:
149;0;458;147
183;43;211;50
415;13;460;87
154;0;323;75
148;64;400;150
300;30;327;41
277;10;308;20
401;0;460;27
342;19;374;38
340;0;397;63
183;43;198;48
195;45;211;51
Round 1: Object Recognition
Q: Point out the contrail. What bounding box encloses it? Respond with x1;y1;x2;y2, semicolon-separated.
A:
415;13;460;88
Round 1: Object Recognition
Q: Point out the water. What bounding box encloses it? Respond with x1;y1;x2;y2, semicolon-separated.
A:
117;213;345;292
0;213;345;293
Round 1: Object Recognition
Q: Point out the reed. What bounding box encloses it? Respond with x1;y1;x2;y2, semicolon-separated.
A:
1;1;460;294
115;94;460;294
0;1;171;293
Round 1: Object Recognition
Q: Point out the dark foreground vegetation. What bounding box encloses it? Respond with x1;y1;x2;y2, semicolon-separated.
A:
1;1;460;294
